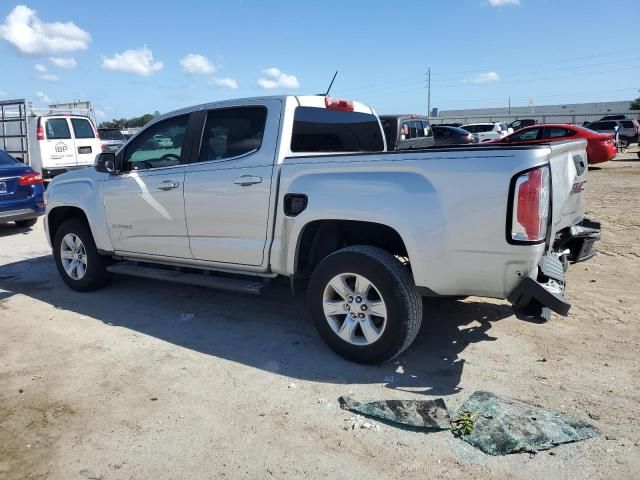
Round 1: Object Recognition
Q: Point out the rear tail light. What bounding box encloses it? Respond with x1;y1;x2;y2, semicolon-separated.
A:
325;97;354;111
509;165;550;243
36;117;44;140
19;172;44;186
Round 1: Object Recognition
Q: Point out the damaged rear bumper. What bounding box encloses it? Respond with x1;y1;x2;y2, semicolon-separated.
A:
508;218;601;321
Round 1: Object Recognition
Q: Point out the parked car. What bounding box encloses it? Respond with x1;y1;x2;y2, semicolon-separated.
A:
508;119;537;131
492;124;616;164
0;148;45;228
599;115;626;121
437;122;463;128
0;100;101;179
98;128;126;153
432;125;477;145
44;95;599;364
585;120;638;143
379;114;434;150
461;122;511;142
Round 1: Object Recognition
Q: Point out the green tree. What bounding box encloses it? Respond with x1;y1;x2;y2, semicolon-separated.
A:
98;111;160;129
631;95;640;110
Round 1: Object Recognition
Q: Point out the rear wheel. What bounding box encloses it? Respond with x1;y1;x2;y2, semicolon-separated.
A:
53;218;112;292
15;218;38;228
308;245;422;364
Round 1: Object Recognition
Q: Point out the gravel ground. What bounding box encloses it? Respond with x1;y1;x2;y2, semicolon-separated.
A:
1;149;639;480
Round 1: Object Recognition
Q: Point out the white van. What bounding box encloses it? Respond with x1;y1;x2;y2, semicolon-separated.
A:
0;99;102;178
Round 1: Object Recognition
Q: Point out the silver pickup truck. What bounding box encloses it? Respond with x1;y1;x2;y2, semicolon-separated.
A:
44;95;600;364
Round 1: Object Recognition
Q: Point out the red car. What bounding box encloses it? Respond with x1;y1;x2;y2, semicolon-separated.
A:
493;124;616;164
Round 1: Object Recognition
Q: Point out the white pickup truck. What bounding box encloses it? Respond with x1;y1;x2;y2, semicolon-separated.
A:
44;95;600;364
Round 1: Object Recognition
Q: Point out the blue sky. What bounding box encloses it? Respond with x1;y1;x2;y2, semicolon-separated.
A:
1;0;639;121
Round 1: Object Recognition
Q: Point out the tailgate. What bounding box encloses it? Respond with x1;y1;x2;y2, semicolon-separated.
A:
547;139;588;240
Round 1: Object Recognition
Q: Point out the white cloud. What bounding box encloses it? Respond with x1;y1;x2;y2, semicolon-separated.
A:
465;71;500;84
0;91;7;98
95;109;106;119
180;53;216;74
488;0;520;6
102;47;163;76
39;73;60;82
211;77;238;89
34;63;60;82
257;67;300;89
49;57;77;69
35;91;51;103
0;5;90;55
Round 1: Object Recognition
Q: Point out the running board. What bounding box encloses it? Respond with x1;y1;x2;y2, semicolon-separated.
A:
106;261;269;295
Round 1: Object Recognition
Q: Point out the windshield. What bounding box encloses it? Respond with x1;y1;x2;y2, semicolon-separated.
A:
99;129;126;141
0;150;18;165
291;107;384;153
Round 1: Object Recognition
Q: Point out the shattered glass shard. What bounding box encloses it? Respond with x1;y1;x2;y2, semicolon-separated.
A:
455;391;600;455
338;396;450;430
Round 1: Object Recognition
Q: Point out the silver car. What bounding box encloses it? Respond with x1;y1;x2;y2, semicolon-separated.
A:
98;128;126;153
586;120;638;143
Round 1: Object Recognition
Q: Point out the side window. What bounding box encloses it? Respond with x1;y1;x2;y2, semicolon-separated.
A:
511;128;541;141
545;127;573;139
198;106;267;162
70;118;95;139
400;122;410;140
123;115;188;171
422;121;432;137
45;118;71;140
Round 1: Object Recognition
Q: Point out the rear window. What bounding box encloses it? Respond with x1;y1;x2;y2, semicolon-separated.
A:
621;120;634;128
0;150;18;165
463;124;495;133
589;121;616;130
45;118;71;140
291;107;384;153
71;118;95;139
99;129;125;141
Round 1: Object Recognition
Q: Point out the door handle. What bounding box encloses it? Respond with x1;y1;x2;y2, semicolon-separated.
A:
157;180;180;191
233;175;262;186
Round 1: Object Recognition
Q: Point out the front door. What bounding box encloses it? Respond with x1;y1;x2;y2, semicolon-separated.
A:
184;101;280;266
103;114;192;259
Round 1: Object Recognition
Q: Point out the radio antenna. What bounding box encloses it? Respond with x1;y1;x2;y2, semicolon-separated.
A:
320;71;338;96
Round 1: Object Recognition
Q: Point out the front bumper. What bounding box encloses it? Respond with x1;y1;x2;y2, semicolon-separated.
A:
508;218;601;321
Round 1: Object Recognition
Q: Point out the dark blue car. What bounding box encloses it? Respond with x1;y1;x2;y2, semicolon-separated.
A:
0;149;46;228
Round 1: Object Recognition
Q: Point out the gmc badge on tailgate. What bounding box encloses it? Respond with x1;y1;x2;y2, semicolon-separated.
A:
571;180;586;194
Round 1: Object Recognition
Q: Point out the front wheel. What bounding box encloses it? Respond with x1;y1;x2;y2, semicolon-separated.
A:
308;245;422;364
53;218;112;292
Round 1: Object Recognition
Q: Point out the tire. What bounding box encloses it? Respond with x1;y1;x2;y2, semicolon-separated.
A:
53;218;112;292
308;245;422;364
15;218;38;228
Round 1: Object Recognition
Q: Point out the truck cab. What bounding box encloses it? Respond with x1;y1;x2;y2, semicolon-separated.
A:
379;114;435;151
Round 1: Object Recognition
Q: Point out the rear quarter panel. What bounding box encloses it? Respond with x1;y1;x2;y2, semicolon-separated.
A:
272;147;557;298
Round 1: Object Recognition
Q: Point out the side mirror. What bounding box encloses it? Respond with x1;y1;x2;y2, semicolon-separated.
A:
95;152;117;174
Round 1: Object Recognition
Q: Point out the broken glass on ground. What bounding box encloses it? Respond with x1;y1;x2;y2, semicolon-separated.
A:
338;396;450;430
454;391;600;455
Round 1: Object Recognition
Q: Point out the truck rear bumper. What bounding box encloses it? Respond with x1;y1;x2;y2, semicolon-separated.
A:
508;218;601;321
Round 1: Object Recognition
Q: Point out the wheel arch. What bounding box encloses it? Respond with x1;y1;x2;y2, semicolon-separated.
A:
47;206;92;247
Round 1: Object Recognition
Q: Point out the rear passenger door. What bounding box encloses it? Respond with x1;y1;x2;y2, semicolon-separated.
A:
183;100;281;267
69;117;99;167
41;117;75;170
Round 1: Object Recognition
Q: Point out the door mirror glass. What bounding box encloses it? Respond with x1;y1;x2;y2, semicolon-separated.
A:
95;152;116;174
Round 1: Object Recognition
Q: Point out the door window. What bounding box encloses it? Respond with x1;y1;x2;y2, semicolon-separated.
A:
45;118;71;139
198;106;267;162
544;127;574;139
70;118;96;139
510;128;541;142
421;121;432;137
122;115;188;171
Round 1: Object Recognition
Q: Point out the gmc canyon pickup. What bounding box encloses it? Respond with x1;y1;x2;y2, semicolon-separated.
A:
44;95;600;364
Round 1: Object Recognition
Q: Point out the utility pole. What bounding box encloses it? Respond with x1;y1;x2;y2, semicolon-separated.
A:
426;68;431;117
508;96;511;115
